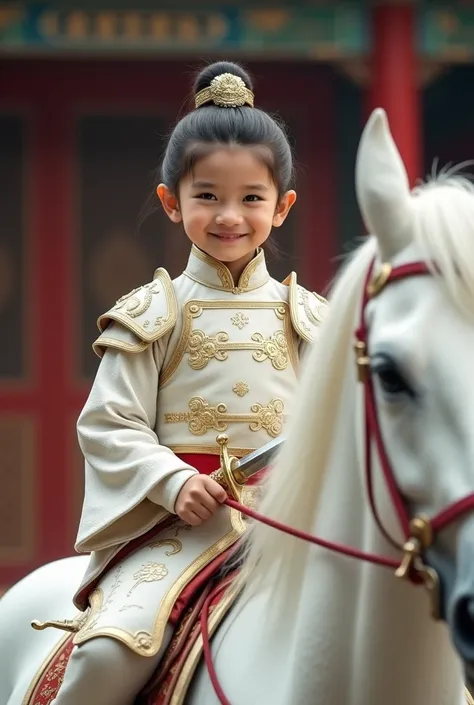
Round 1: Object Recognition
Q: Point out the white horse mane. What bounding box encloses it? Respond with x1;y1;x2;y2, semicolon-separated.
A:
238;164;474;618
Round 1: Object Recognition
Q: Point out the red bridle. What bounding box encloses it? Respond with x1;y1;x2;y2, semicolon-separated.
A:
201;258;474;705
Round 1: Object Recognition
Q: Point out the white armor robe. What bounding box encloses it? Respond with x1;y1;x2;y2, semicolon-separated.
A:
71;244;327;656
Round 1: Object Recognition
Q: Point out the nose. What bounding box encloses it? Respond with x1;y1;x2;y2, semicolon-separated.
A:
451;594;474;661
216;208;243;226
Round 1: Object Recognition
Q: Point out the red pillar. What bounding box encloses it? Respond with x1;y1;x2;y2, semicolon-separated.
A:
366;4;421;186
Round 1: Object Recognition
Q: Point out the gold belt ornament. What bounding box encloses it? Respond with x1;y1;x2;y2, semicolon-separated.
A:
164;396;285;438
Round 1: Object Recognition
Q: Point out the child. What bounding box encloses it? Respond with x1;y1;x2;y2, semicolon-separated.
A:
53;60;327;704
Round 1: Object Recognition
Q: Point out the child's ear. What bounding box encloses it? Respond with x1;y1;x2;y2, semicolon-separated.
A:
157;184;182;223
273;190;297;227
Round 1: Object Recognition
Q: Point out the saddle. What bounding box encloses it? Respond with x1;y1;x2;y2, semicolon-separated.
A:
25;552;241;705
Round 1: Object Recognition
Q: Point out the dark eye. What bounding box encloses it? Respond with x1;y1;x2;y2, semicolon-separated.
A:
244;194;261;202
196;192;216;200
371;354;415;400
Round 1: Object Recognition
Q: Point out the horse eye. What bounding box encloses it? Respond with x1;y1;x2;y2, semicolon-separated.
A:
371;355;414;399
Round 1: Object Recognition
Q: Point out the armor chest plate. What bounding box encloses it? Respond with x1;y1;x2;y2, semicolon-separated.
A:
157;298;300;457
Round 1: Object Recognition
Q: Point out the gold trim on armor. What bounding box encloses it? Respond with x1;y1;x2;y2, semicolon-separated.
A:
96;268;178;343
160;299;298;386
168;444;255;457
164;396;285;438
73;507;247;656
94;336;148;354
284;271;327;343
184;245;268;293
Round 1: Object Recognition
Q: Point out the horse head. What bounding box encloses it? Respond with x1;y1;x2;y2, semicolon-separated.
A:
357;107;474;691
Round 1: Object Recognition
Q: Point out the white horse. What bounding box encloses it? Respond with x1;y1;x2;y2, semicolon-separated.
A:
1;107;473;705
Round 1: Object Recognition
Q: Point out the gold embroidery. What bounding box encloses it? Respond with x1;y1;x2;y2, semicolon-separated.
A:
188;330;229;369
126;562;168;597
191;246;234;289
164;396;284;438
186;329;290;370
239;257;260;289
95;267;178;347
79;566;124;636
298;287;326;325
114;280;161;318
251;331;288;370
147;538;182;555
160;299;298;386
233;381;249;397
231;312;249;329
74;506;247;656
185;245;268;293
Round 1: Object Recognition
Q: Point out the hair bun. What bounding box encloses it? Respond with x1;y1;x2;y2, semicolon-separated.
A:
193;61;255;110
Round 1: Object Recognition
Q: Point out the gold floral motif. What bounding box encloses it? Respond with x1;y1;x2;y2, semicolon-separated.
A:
113;280;161;318
231;312;249;329
186;328;289;370
126;561;168;597
233;381;249;397
147;538;183;556
164;396;285;438
79;566;123;636
188;330;229;369
134;631;154;653
250;399;284;436
251;330;288;370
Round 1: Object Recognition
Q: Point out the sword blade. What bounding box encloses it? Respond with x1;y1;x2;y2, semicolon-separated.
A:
232;436;285;482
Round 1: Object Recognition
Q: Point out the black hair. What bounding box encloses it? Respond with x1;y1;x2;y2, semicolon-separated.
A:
138;61;294;257
161;60;294;197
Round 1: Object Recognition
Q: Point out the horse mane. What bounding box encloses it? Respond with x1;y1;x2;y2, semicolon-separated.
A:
237;165;474;619
236;236;377;614
412;167;474;315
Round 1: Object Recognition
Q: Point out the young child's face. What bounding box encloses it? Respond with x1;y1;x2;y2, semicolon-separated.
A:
159;145;295;277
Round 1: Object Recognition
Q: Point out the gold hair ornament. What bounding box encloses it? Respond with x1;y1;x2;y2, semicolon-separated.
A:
194;73;254;109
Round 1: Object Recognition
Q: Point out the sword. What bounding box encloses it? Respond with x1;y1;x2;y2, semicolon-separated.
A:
210;434;284;499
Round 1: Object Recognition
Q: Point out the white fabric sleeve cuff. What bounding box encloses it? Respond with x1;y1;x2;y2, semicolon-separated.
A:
147;468;198;514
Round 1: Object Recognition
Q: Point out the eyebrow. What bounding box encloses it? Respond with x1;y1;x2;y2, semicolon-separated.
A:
191;180;269;191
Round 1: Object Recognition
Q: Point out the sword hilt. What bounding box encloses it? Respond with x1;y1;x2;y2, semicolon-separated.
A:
209;434;245;500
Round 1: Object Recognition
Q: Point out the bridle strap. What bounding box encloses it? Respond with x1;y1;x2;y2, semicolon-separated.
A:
355;259;432;544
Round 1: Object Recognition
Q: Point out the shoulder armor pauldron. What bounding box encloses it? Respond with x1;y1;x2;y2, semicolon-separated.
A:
284;272;328;343
93;268;178;357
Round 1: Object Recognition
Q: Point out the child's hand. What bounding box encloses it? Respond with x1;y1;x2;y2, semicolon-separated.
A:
175;475;227;526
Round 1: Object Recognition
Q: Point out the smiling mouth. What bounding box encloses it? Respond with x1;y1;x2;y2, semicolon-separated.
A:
210;233;248;240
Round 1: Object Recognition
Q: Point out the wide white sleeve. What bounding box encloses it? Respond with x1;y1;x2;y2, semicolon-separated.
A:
75;334;198;553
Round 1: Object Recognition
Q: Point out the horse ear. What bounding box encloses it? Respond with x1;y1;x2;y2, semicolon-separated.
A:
355;108;414;260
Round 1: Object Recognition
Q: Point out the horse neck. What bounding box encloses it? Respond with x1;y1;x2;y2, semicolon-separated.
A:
279;360;462;705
